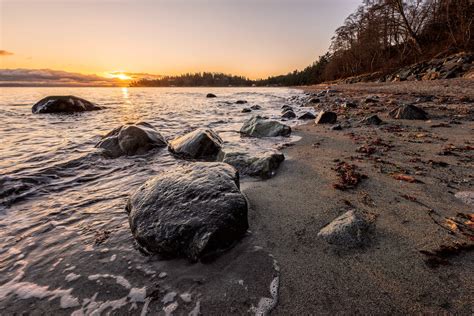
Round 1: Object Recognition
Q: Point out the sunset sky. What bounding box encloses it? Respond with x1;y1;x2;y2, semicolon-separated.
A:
0;0;361;85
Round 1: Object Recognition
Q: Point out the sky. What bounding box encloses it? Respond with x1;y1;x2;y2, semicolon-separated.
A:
0;0;361;86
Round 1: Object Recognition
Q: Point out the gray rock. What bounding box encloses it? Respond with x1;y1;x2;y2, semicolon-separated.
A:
206;93;217;98
32;95;103;114
96;122;167;157
168;128;223;160
389;104;428;120
315;111;337;124
281;110;296;119
281;105;293;112
298;112;316;120
360;114;383;125
342;101;358;108
218;151;285;179
240;116;291;138
317;210;374;247
126;162;248;261
454;191;474;206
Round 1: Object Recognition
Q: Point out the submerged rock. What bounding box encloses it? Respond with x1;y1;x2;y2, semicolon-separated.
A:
126;162;248;261
250;105;262;110
32;95;103;114
96;122;167;157
389;104;428;120
206;93;217;98
281;105;293;112
281;110;296;119
315;111;337;124
309;98;320;103
242;108;252;113
317;210;374;247
168;128;223;160
360;114;383;125
298;112;316;120
240;116;291;138
236;100;248;104
218;151;285;179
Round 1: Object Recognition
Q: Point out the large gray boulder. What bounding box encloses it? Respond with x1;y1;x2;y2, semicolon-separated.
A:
32;95;103;114
126;162;248;261
317;210;374;247
389;104;428;120
95;122;167;157
168;128;223;160
218;151;285;179
240;116;291;138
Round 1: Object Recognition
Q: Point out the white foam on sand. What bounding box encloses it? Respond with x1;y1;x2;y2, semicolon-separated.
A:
87;274;132;289
0;260;80;309
65;273;81;282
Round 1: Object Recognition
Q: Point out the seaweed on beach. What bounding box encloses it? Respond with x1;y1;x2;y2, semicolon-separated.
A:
332;162;367;190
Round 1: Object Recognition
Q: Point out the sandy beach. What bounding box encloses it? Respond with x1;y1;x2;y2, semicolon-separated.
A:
242;79;474;314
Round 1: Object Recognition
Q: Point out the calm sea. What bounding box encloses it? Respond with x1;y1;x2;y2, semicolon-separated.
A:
0;87;304;314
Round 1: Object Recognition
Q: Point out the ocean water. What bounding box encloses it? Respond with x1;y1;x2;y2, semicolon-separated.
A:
0;87;306;314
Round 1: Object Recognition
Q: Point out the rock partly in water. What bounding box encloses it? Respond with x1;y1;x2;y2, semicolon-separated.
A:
218;151;285;179
309;98;320;103
250;105;262;110
281;110;296;119
96;122;167;157
281;105;293;112
168;128;223;160
315;111;337;124
298;112;316;120
126;162;248;262
206;93;217;98
240;116;291;138
32;95;103;114
236;100;248;104
360;114;383;125
389;104;428;120
242;108;252;113
317;210;374;247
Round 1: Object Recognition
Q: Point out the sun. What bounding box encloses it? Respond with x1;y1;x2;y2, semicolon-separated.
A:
105;72;132;81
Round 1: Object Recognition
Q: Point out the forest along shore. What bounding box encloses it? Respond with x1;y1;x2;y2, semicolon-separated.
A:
242;79;473;314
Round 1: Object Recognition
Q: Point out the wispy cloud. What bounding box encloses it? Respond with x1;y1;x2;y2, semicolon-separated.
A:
0;50;14;56
0;68;124;87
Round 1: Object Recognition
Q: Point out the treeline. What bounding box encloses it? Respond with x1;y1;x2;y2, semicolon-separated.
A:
261;0;473;85
130;72;253;87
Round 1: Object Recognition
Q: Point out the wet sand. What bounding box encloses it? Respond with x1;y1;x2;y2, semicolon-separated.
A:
243;79;474;314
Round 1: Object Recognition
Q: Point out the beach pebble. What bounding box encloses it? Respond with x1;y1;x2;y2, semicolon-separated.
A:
388;104;428;120
298;112;316;120
360;114;383;125
315;111;337;124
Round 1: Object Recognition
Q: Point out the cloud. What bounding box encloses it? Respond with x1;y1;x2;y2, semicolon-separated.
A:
0;50;14;56
0;68;126;87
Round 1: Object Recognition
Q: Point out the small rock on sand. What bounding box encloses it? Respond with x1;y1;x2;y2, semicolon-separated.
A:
318;210;374;247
